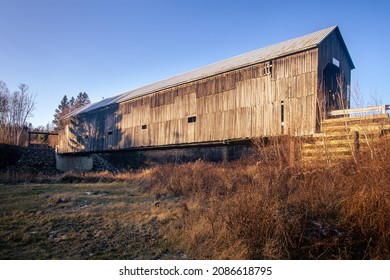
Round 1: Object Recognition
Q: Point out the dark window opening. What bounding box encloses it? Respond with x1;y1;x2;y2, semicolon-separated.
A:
281;101;285;127
107;131;113;135
264;61;273;76
188;116;196;123
142;124;147;129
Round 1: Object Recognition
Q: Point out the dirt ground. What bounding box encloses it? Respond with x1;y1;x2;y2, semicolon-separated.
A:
0;182;186;260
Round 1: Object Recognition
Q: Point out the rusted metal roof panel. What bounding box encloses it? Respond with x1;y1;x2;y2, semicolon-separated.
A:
64;26;339;118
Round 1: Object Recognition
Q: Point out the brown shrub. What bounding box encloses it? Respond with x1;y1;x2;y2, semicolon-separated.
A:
1;135;388;259
149;141;389;259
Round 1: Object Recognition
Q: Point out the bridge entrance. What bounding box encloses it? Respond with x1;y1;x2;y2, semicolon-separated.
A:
323;62;342;111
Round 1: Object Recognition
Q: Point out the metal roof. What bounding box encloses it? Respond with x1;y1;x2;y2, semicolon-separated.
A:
63;25;348;118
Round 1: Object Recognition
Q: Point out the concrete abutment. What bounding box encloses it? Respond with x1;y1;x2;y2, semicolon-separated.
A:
56;154;93;172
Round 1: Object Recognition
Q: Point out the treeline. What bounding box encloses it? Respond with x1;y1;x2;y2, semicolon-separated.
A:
53;93;90;130
1;79;91;146
0;81;36;146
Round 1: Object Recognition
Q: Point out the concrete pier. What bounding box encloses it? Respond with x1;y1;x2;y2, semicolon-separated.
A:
56;154;93;172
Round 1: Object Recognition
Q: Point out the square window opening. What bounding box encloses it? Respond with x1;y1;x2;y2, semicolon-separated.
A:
188;116;196;123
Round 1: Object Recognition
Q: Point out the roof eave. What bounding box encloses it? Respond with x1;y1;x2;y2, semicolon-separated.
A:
333;26;355;69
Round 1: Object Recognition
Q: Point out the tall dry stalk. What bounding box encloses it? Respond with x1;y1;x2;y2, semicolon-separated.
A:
148;139;389;259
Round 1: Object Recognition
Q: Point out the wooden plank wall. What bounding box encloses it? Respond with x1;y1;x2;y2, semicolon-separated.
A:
318;32;353;82
59;48;319;153
318;32;353;89
316;32;354;113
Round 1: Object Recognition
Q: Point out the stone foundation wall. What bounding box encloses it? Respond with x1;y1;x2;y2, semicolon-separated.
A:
97;144;255;170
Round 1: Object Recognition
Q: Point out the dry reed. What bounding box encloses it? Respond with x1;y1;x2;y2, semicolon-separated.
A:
148;139;389;259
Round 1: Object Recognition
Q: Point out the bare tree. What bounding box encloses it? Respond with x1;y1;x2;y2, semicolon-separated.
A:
0;81;36;145
14;84;36;145
0;81;11;144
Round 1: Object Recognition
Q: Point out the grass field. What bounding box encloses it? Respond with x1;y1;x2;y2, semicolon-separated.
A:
0;178;186;259
0;138;389;260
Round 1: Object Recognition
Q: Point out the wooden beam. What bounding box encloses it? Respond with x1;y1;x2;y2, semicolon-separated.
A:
328;105;390;117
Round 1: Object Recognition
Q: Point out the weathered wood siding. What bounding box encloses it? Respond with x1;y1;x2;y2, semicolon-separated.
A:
58;48;319;153
318;31;353;83
318;31;354;106
273;49;318;136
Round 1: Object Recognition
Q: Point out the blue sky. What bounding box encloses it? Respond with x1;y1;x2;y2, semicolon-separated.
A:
1;0;389;127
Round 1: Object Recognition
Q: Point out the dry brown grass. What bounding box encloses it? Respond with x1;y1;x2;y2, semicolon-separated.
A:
0;137;388;260
148;140;389;260
0;169;151;185
0;178;185;259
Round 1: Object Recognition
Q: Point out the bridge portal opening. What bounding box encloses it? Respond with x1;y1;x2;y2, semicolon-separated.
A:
323;62;342;111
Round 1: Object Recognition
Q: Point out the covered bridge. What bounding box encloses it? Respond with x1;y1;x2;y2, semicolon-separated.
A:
58;26;354;155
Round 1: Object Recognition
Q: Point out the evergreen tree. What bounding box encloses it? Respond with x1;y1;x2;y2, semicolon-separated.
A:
69;96;75;111
52;92;90;130
74;92;90;109
52;95;70;130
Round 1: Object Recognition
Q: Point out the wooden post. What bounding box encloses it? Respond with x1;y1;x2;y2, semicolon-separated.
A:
353;131;360;156
28;131;31;147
